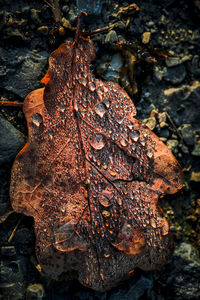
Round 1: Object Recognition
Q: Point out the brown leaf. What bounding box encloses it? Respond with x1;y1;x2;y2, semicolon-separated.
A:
10;32;184;291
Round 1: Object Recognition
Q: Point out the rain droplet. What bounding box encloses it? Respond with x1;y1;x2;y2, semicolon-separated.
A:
127;123;134;130
90;133;106;150
102;210;111;218
130;130;140;142
31;113;43;127
102;163;108;170
130;191;134;200
116;116;124;124
99;195;111;207
48;129;53;140
103;98;110;108
88;82;96;92
120;138;127;147
95;103;107;118
82;70;87;78
81;77;87;86
59;104;65;112
140;137;146;147
147;150;153;158
103;85;108;93
150;219;157;228
109;170;116;177
97;87;104;100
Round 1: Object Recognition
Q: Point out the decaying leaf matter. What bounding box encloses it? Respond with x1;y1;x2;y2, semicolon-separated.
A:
10;31;184;291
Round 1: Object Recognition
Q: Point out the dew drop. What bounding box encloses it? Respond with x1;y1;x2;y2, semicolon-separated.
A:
103;98;110;108
95;103;107;118
116;197;122;206
147;150;153;158
59;104;65;112
88;82;96;92
130;130;140;142
82;70;87;78
120;138;127;147
99;195;111;207
116;116;124;124
81;77;87;86
140;137;146;147
31;113;43;127
97;87;104;100
150;219;157;228
48;129;53;140
90;133;106;150
104;253;110;258
127;123;134;130
102;163;108;170
109;170;116;177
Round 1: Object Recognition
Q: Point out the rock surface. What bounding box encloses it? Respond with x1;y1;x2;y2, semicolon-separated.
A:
0;0;199;299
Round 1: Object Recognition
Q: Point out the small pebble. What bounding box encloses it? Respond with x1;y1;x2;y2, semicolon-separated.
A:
142;31;151;44
105;30;118;43
167;139;178;151
37;26;48;36
192;142;200;156
189;172;200;182
26;284;45;300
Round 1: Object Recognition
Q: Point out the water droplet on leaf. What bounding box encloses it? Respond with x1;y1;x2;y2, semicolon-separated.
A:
99;195;111;207
90;133;106;150
95;103;106;118
88;82;96;92
131;130;140;142
103;98;110;108
120;138;127;147
31;113;43;127
81;77;87;86
116;116;124;124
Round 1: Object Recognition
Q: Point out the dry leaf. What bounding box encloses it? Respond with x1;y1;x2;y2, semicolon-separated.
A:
10;32;184;291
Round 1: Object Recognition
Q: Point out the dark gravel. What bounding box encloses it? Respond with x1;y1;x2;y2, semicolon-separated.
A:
0;0;200;299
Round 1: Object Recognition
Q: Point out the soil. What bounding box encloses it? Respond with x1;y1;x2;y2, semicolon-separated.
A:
0;0;200;299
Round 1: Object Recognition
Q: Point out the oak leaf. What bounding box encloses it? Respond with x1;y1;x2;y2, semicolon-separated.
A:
10;31;184;291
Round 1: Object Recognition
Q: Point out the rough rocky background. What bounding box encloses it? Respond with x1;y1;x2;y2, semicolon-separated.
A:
0;0;200;299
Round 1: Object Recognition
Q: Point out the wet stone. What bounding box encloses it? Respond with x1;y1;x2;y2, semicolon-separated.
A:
26;284;45;300
192;141;200;156
165;57;182;67
163;64;186;85
142;32;151;44
0;47;48;98
0;115;25;165
166;243;200;299
109;276;153;300
1;246;16;257
103;98;110;108
160;128;170;138
105;30;118;43
178;124;195;145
